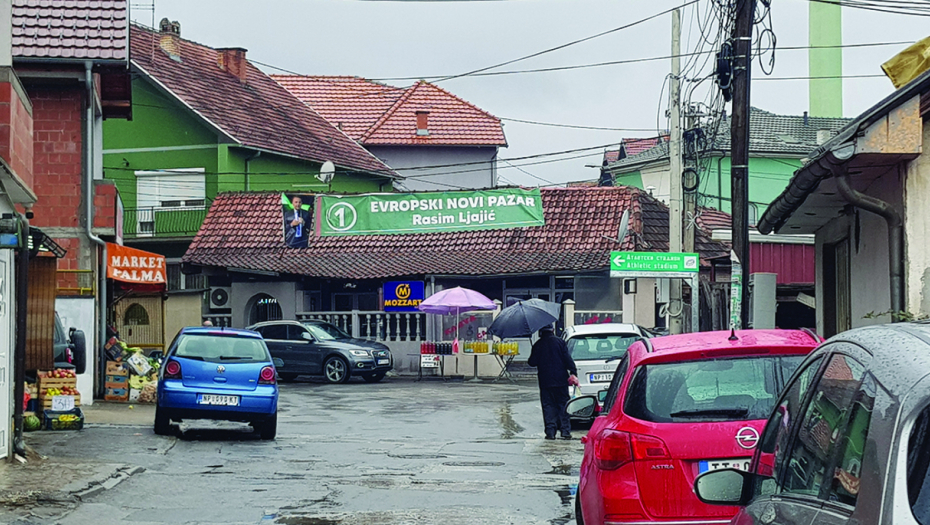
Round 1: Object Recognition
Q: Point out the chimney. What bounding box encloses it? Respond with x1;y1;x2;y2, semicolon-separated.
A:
217;47;249;83
416;111;430;136
803;111;809;126
816;129;832;145
158;18;181;60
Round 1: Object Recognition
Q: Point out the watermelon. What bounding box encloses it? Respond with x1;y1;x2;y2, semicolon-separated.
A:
24;415;41;432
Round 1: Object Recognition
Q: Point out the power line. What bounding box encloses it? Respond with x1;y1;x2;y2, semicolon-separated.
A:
430;0;702;84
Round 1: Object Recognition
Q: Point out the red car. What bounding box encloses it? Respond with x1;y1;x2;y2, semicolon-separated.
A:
567;329;820;525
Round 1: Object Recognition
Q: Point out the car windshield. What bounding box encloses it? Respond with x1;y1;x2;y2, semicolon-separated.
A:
306;322;349;340
305;324;338;341
567;334;640;361
174;334;269;363
624;355;806;423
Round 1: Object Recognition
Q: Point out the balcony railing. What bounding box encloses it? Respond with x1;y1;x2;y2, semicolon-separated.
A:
123;206;207;238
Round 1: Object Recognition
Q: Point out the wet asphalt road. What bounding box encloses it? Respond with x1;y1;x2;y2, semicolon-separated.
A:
13;378;583;525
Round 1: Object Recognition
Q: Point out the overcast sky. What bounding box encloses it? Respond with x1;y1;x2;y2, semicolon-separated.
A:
138;0;930;187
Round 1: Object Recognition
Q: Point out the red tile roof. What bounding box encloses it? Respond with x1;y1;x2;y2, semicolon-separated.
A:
183;187;729;279
623;136;667;156
695;208;733;232
272;76;507;147
130;25;395;178
12;0;128;61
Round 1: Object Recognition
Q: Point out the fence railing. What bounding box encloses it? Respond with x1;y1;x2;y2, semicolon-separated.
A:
124;206;207;238
573;310;624;326
202;314;233;328
57;269;95;296
296;311;426;342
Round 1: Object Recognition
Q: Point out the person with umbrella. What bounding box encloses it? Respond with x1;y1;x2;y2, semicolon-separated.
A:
528;325;578;440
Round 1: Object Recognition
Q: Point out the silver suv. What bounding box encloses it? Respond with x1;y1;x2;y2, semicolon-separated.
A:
693;322;930;525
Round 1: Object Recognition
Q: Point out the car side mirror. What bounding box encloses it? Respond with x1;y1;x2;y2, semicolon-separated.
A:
694;469;753;507
272;357;284;368
565;395;598;424
301;332;314;342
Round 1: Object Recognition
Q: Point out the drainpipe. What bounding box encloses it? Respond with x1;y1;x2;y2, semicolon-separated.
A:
834;170;905;318
244;150;261;191
85;62;108;395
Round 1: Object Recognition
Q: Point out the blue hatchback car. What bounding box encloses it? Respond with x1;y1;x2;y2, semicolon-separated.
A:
155;327;279;439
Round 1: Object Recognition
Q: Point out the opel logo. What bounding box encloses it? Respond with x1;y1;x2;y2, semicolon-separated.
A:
216;365;226;374
736;426;760;449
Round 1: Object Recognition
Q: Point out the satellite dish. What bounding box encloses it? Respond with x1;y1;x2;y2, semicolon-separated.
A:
317;161;335;184
604;209;631;245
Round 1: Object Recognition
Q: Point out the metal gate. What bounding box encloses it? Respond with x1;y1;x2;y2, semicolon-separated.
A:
115;295;164;352
0;251;11;459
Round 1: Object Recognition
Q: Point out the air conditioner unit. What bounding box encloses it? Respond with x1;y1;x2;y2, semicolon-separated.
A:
209;287;231;309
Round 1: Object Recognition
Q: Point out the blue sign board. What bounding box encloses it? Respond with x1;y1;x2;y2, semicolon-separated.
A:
383;281;425;312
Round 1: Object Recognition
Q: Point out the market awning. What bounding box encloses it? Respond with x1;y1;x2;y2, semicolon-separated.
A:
106;242;166;290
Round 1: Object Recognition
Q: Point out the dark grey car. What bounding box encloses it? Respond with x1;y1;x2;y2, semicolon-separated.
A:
693;322;930;525
247;320;392;384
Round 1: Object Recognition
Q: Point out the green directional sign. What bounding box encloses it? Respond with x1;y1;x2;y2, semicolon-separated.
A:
610;251;699;278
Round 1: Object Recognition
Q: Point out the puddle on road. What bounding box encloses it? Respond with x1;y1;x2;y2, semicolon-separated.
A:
498;402;525;439
549;484;578;525
442;461;505;467
275;517;342;525
387;453;447;459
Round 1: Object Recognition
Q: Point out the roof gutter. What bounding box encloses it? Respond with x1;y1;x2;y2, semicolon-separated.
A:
834;168;905;318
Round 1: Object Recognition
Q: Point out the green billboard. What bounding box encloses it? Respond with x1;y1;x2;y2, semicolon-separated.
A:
314;189;545;237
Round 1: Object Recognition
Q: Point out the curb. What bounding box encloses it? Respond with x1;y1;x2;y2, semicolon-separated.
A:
72;465;145;500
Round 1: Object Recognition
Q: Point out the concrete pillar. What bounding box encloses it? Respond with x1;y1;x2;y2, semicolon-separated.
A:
563;299;575;330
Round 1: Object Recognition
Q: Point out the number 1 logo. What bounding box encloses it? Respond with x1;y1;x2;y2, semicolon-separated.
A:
326;202;358;232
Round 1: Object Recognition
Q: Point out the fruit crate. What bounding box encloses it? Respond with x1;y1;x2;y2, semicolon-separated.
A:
39;393;82;410
43;408;84;431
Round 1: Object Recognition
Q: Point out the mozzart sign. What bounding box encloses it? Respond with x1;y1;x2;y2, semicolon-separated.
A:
314;189;545;236
609;251;699;279
383;281;425;312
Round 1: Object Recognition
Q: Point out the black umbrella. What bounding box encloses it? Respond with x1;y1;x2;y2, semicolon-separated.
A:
488;298;562;338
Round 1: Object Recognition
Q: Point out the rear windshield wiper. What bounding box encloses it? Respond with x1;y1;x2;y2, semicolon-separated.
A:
669;408;750;418
603;355;625;363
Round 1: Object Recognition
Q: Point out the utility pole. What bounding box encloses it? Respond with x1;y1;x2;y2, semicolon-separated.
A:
668;9;684;335
730;0;754;328
683;108;697;256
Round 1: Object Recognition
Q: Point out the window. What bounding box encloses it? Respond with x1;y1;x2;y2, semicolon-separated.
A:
567;334;640;362
908;404;930;524
827;375;875;506
258;324;287;340
135;169;206;210
306;322;349;340
601;355;630;415
124;303;150;326
781;354;865;498
624;355;806;423
304;324;337;341
174;334;268;363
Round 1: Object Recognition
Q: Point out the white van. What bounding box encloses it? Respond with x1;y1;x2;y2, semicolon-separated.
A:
563;323;646;397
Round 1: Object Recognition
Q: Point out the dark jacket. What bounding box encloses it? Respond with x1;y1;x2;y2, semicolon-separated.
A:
284;208;310;248
528;332;577;388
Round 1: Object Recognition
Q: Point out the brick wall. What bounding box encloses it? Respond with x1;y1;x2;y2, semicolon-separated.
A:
28;85;86;292
0;74;35;189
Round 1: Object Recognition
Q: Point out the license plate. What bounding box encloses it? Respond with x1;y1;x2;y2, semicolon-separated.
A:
377;359;389;365
699;458;751;474
589;373;613;383
197;394;240;406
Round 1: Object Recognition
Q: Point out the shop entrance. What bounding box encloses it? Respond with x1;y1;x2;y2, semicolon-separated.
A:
248;293;283;325
115;296;165;353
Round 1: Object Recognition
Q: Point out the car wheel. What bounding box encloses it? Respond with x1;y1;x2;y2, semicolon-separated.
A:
575;495;584;525
323;356;349;384
154;406;171;436
258;414;277;440
279;373;298;382
362;372;385;383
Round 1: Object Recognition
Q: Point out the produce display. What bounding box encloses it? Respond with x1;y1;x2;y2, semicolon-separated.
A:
45;386;79;397
106;337;160;404
23;414;41;432
44;409;84;431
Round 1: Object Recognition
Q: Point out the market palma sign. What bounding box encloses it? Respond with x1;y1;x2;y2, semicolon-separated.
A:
610;251;699;279
106;242;166;285
314;189;545;236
